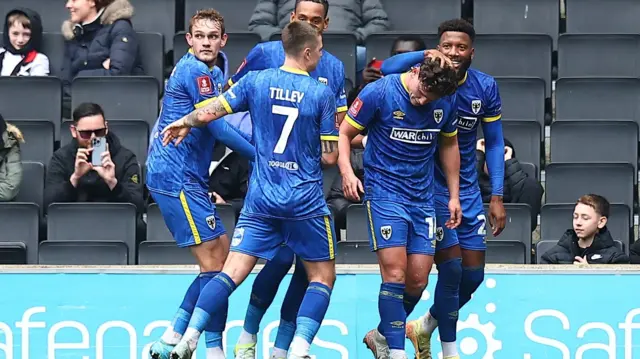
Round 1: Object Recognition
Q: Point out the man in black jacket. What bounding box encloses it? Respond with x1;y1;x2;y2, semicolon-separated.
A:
44;102;143;212
541;194;629;264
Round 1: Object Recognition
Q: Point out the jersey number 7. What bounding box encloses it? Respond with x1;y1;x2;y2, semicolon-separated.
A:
272;105;299;154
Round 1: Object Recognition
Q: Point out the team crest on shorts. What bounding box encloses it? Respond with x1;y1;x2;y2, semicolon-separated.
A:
205;215;216;230
436;227;444;241
232;228;245;247
471;99;482;114
433;109;444;123
380;225;392;240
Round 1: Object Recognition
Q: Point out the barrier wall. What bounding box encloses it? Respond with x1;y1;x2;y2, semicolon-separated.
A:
0;265;639;359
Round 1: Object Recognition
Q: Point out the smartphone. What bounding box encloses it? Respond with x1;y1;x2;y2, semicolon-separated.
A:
91;137;106;166
368;59;383;70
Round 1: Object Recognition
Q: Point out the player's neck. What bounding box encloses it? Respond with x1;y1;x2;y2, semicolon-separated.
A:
283;57;308;74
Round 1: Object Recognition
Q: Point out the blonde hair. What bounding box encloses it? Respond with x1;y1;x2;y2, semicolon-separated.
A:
7;13;31;30
189;9;225;34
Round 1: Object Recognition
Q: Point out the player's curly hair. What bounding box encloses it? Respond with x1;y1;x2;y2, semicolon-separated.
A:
418;58;458;97
189;9;226;35
438;18;476;43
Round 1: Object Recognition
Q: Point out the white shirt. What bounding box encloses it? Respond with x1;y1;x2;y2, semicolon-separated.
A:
0;48;50;76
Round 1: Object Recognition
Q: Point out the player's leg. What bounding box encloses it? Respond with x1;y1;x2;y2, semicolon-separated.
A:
271;257;309;358
456;193;488;311
148;191;229;359
406;196;463;359
363;201;411;359
172;216;283;359
284;215;337;359
235;245;295;357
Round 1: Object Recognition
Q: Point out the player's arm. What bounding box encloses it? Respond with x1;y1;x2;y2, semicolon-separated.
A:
481;80;506;235
338;83;378;201
320;88;339;165
380;50;452;75
225;44;266;90
207;119;255;161
439;100;462;228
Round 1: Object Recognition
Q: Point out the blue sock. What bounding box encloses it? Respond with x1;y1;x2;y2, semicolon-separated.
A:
403;292;421;317
378;282;406;350
294;282;332;344
189;272;237;333
275;258;308;350
199;272;227;349
243;248;294;334
432;258;462;342
459;265;485;309
170;276;200;335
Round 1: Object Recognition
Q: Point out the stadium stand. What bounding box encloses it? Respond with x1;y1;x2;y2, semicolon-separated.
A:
9;121;54;165
485;240;527;264
0;202;40;264
484;204;533;264
364;32;439;63
16;162;45;217
381;0;461;32
565;0;640;34
184;0;256;33
39;241;129;265
558;34;640;78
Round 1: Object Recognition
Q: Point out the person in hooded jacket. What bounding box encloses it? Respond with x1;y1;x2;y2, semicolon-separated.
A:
60;0;143;96
541;194;629;265
0;8;49;76
476;137;543;230
0;114;24;201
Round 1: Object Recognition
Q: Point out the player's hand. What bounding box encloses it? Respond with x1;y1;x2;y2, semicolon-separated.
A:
162;118;191;146
362;64;383;84
342;172;364;202
446;197;462;229
424;49;453;68
488;196;506;236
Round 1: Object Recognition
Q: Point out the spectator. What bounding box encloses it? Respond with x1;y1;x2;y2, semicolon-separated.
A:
476;137;543;230
61;0;143;104
248;0;389;43
0;114;24;201
362;35;426;85
540;194;629;264
44;103;143;212
0;8;49;76
208;151;250;218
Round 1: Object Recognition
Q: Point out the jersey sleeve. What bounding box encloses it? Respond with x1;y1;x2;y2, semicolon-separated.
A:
344;81;380;131
320;87;338;141
335;65;348;113
482;79;502;122
220;73;254;114
229;44;266;87
183;63;218;109
441;94;459;137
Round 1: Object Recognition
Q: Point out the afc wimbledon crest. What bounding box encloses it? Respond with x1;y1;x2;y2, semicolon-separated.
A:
381;225;392;240
472;99;482;114
434;109;444;123
436;227;444;241
206;215;216;230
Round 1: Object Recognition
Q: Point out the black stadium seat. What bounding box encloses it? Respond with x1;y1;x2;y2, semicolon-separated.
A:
0;203;40;264
382;0;461;32
39;241;128;265
566;0;640;34
8;120;54;165
484;204;533;263
558;34;640;78
130;0;176;51
185;0;257;33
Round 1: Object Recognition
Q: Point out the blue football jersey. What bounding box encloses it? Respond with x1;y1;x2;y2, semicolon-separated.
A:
146;51;226;196
220;67;337;219
345;74;458;205
435;68;502;195
229;41;347;115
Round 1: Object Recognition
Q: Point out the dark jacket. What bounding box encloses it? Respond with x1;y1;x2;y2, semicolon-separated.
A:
44;132;143;212
630;240;640;264
477;139;544;229
60;0;143;94
0;120;23;201
208;152;250;216
541;228;630;264
249;0;390;43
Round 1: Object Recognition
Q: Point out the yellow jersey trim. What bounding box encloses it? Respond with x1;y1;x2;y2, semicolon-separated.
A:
324;216;335;260
194;97;215;109
366;201;377;251
440;129;458;137
345;115;365;131
321;135;339;142
458;72;468;86
482;114;502;123
280;66;309;76
227;78;235;87
400;72;411;94
218;95;233;114
179;191;201;245
336;106;348;113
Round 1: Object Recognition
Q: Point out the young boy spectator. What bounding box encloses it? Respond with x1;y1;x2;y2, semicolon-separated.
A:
361;35;426;85
61;0;144;115
0;8;49;76
0;114;23;201
476;137;543;230
541;194;629;264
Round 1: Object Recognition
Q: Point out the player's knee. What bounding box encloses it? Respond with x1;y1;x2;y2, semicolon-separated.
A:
306;263;336;289
380;265;406;284
405;270;428;294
